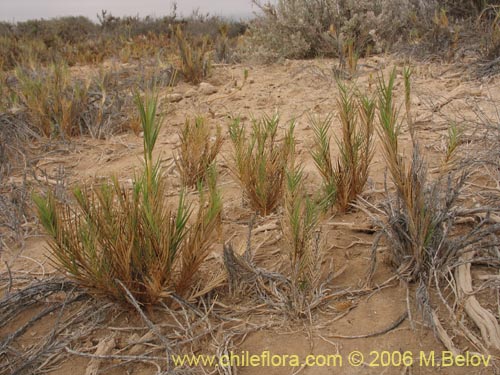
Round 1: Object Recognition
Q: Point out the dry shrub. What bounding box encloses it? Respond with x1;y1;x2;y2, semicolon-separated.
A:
405;6;460;58
180;11;246;40
176;116;223;188
80;68;131;139
0;36;40;71
214;24;238;63
33;93;222;304
173;25;211;84
0;12;246;71
311;81;375;212
0;18;110;70
478;5;500;61
0;14;173;70
229;114;295;216
0;113;43;247
12;63;129;139
0;176;33;247
0;71;7;111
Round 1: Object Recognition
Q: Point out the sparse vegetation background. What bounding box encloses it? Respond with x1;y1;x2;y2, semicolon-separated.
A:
244;0;500;67
1;2;500;375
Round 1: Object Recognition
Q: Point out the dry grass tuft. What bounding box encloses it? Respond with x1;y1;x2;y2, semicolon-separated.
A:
15;62;89;138
311;81;375;212
175;116;223;188
364;68;500;355
483;6;500;55
229;114;295;216
375;68;436;281
175;164;222;294
310;113;336;209
441;122;462;171
345;40;359;75
173;25;211;84
12;62;129;139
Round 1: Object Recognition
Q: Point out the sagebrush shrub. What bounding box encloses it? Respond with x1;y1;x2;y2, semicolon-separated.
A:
243;0;379;61
243;0;495;62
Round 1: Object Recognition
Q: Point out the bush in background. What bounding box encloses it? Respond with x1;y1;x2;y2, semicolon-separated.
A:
243;0;499;62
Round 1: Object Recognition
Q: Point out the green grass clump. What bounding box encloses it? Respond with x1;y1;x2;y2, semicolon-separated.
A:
283;162;321;291
176;116;223;188
229;114;295;216
34;92;221;304
311;81;375;212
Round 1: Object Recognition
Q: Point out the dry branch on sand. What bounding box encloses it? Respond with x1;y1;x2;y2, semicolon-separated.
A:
0;275;218;375
0;278;109;375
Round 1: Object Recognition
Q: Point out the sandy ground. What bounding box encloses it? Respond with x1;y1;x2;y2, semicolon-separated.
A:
1;55;500;374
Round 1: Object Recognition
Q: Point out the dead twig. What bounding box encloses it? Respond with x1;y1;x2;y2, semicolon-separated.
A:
116;280;173;353
327;311;408;339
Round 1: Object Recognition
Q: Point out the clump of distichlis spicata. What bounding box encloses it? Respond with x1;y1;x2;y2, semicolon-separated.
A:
311;80;375;213
225;113;331;316
175;115;223;188
34;91;222;305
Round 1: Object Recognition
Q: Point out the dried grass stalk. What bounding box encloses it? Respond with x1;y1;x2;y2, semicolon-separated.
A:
173;25;211;84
